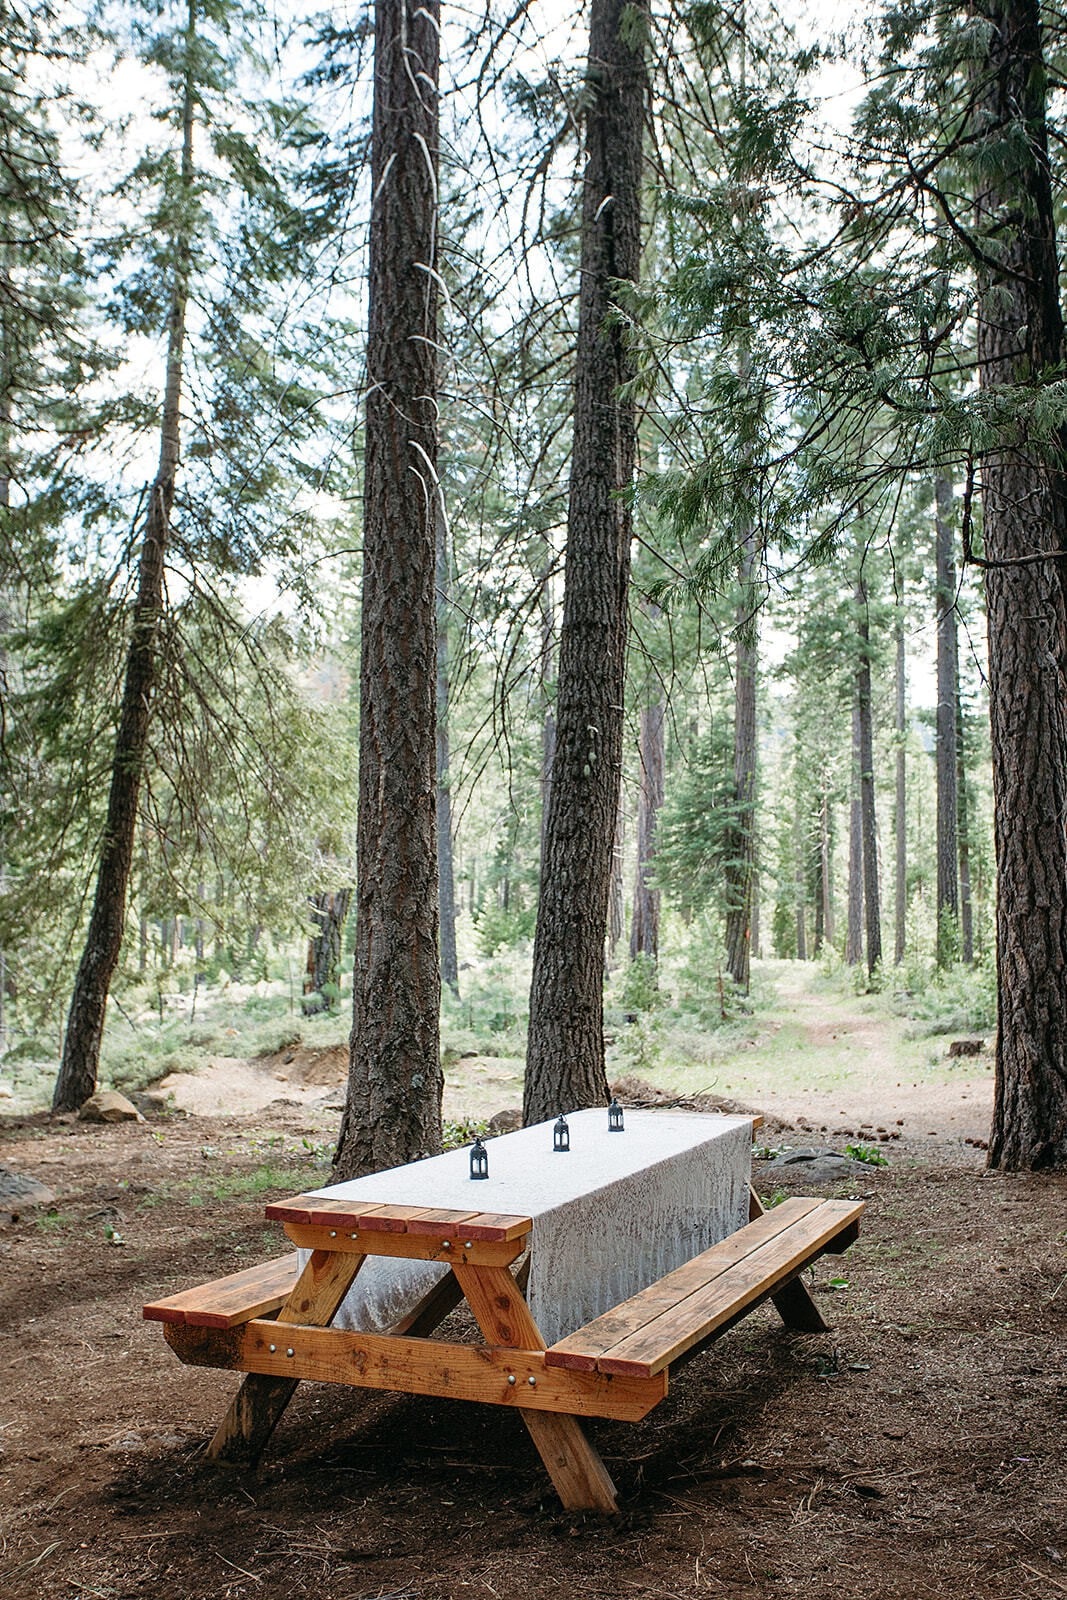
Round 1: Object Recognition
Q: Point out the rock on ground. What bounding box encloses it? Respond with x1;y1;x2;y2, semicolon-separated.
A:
78;1090;145;1124
0;1162;56;1221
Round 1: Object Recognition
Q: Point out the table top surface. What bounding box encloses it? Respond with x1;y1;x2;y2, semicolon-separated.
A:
309;1109;755;1223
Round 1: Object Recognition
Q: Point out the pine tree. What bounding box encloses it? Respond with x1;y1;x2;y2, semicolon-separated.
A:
971;0;1067;1168
333;0;443;1176
50;0;336;1108
523;0;648;1125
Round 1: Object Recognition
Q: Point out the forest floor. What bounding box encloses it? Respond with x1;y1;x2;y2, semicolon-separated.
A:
1;960;1065;1600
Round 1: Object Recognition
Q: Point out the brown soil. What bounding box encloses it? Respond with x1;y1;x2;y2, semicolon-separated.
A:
2;1081;1066;1599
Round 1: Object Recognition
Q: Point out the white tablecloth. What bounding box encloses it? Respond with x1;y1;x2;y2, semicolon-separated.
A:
308;1109;753;1346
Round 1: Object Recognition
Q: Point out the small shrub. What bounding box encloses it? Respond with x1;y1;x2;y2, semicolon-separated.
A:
892;959;997;1037
844;1143;889;1167
472;902;535;958
443;1117;489;1152
619;953;663;1014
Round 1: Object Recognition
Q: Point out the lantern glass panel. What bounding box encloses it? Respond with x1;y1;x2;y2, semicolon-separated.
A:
469;1135;489;1179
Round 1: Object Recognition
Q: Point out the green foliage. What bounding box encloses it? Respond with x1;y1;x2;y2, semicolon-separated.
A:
473;898;536;958
0;0;1009;1094
844;1144;889;1168
891;958;997;1038
611;1013;669;1079
619;953;663;1014
654;725;737;921
441;953;529;1058
442;1117;490;1152
183;1161;328;1206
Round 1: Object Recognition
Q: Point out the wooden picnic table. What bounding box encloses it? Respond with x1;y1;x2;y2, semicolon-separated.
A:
144;1111;863;1512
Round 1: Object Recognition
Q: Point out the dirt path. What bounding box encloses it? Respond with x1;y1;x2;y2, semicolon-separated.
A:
132;962;992;1157
733;961;995;1151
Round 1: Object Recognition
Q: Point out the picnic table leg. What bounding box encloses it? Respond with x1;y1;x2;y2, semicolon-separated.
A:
748;1187;830;1333
208;1248;366;1465
208;1254;470;1465
207;1372;300;1466
453;1263;619;1515
389;1253;527;1338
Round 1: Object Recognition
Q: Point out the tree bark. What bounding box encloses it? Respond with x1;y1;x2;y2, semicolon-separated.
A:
524;0;647;1125
976;0;1067;1168
845;691;864;966
0;398;8;1059
607;794;625;967
52;4;195;1112
812;802;824;957
894;613;907;964
540;557;556;860
957;695;975;964
935;472;960;966
630;698;664;961
436;508;459;998
305;889;351;1010
335;0;442;1176
724;529;758;990
794;804;807;962
821;785;834;950
856;577;882;976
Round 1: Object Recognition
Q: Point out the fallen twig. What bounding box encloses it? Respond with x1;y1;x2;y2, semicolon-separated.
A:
1020;1563;1067;1597
211;1548;263;1584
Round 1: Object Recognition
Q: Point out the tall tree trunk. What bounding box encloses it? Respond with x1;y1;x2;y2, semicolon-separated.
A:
305;889;351;1010
976;0;1067;1168
820;783;834;951
539;556;556;858
845;692;864;965
957;695;975;964
607;795;625;967
894;613;907;964
0;394;8;1058
935;472;960;966
812;804;824;957
436;508;459;998
524;0;647;1125
52;9;195;1112
724;529;758;990
335;0;442;1176
630;698;664;961
856;577;882;976
794;805;807;961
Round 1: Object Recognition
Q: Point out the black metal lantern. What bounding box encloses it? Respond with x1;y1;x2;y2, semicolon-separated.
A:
608;1097;624;1132
553;1114;570;1153
469;1134;489;1179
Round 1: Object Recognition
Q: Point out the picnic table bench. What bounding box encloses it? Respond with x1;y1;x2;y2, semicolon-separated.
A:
145;1184;862;1512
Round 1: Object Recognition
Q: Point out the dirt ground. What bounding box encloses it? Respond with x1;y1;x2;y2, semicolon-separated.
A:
2;1048;1066;1600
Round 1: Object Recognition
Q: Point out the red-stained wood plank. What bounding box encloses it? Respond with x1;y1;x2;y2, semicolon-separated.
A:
143;1254;300;1329
264;1195;532;1242
453;1211;533;1242
545;1199;825;1372
593;1200;864;1378
404;1208;481;1235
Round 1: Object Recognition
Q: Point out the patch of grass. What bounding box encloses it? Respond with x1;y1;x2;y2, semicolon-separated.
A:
33;1210;72;1232
181;1162;328;1207
844;1143;890;1167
